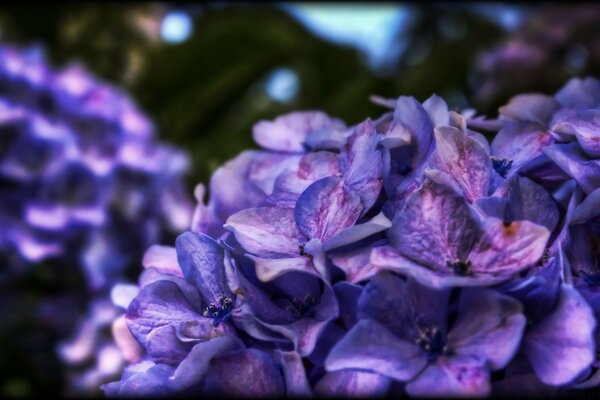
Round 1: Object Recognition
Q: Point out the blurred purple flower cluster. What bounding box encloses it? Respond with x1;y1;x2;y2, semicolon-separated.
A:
105;76;600;397
0;44;192;287
0;44;192;392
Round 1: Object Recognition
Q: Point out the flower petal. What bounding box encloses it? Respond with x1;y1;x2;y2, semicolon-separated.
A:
406;355;491;398
325;319;427;382
175;231;234;305
543;142;600;194
315;370;392;398
201;349;285;397
225;207;305;258
432;126;491;202
525;285;596;386
469;217;550;277
295;176;363;241
388;178;481;272
448;288;526;370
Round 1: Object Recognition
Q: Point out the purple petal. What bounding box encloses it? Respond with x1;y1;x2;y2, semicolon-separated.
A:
555;77;600;108
389;178;481;272
393;96;434;166
201;349;285;397
572;187;600;224
102;362;176;397
423;94;450;127
552;110;600;158
491;121;554;172
406;355;491;397
543;142;600;194
175;231;234;306
371;245;508;289
358;272;450;342
498;94;559;125
225;207;305;258
273;151;340;197
142;245;182;277
170;336;244;391
333;281;363;330
330;247;379;283
507;176;559;231
275;350;313;397
248;254;318;282
432;126;491;202
525;285;596;386
325;319;427;381
190;183;222;237
315;370;391;398
295;176;363;241
323;212;391;252
469;218;550;277
448;288;526;370
252;111;345;152
339;119;383;210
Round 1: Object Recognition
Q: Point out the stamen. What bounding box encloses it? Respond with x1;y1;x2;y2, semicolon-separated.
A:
299;245;307;256
203;296;234;327
445;259;473;276
491;157;513;178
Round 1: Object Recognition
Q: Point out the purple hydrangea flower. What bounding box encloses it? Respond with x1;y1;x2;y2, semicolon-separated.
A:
0;43;193;394
106;76;600;397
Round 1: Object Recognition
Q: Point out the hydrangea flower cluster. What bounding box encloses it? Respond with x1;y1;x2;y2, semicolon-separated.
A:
0;43;192;393
0;43;191;287
106;76;600;397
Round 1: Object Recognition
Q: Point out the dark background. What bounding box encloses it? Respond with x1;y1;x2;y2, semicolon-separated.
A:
0;2;599;397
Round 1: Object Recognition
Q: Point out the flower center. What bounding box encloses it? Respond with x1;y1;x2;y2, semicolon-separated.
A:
491;157;513;178
396;162;412;175
285;294;318;318
415;326;450;362
445;259;473;276
299;245;307;256
203;296;234;327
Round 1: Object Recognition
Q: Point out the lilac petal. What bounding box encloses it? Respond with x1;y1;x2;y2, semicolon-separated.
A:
552;110;600;158
142;245;182;277
491;121;554;172
433;126;491;202
572;187;600;224
190;183;222;237
175;231;234;305
525;285;596;386
469;217;550;277
448;288;526;370
388;178;481;272
330;247;379;283
224;207;305;258
393;96;434;166
498;94;559;125
208;151;267;221
474;196;508;220
112;315;143;363
252;111;345;152
325;319;427;381
295;176;363;241
358;272;450;342
246;151;302;195
339;119;383;210
126;280;204;343
423;94;450;127
103;362;176;397
323;212;391;252
201;349;285;397
315;370;392;398
333;282;363;330
235;269;302;325
504;176;559;232
273;151;340;196
405;355;491;397
170;336;244;391
144;325;192;364
248;254;318;282
370;245;508;289
555;77;600;108
275;350;313;397
543;142;600;194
